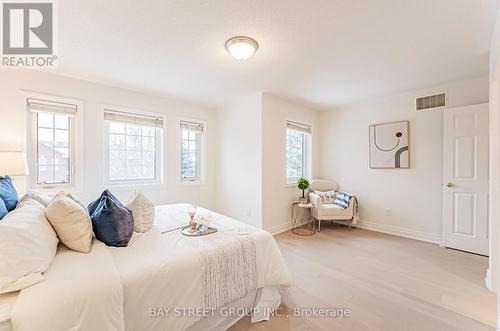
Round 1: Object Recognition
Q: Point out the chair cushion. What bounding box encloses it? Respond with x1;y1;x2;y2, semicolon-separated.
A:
321;203;352;217
46;196;93;253
0;176;18;212
89;192;133;247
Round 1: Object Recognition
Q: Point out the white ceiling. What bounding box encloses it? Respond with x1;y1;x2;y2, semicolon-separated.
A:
55;0;499;109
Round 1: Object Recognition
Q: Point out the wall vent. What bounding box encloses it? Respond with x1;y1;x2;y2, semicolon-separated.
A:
415;93;446;111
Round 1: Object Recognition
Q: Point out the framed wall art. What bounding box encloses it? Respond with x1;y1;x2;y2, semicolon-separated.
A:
369;120;410;169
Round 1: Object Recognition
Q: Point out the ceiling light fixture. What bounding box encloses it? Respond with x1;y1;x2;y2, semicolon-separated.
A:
225;36;258;60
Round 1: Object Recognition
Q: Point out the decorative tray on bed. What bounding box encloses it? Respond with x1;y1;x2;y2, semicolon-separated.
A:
180;225;217;237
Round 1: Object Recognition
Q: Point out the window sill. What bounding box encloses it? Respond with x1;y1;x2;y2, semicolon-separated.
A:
177;180;207;187
30;185;82;197
105;182;165;191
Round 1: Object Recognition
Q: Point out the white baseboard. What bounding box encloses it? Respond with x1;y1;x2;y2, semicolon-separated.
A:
266;222;291;235
266;219;442;244
356;220;442;244
486;268;497;292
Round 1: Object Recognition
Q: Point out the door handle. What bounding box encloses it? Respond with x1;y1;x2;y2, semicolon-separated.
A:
447;182;454;188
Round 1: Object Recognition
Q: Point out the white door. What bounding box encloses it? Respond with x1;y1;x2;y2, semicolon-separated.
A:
442;103;489;255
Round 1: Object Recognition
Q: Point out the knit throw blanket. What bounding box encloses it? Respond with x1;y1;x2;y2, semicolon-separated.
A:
200;237;257;309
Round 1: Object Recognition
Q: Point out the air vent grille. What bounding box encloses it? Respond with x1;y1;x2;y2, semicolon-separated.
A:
416;93;446;111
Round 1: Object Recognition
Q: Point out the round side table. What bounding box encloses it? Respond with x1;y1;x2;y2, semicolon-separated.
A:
291;202;315;236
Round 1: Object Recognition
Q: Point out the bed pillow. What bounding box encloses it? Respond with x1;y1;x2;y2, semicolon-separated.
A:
0;176;19;211
125;192;155;233
54;191;87;212
46;196;93;253
19;191;52;208
88;189;121;216
89;193;133;247
0;199;7;220
0;199;59;294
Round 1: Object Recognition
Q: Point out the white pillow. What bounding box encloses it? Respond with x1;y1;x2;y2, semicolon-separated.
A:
314;190;337;203
45;196;93;253
0;199;59;294
125;192;155;233
18;191;52;208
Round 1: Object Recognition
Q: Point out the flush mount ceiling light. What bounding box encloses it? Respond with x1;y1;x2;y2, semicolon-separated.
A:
225;36;258;60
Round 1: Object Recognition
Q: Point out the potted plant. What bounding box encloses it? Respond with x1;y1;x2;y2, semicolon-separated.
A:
297;177;310;203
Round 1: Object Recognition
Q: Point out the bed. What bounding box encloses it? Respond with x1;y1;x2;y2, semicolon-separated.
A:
0;292;17;331
2;203;292;331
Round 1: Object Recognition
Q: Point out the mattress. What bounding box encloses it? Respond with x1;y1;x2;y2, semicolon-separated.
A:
0;291;18;331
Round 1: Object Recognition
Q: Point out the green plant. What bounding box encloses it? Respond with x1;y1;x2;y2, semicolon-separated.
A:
297;177;310;198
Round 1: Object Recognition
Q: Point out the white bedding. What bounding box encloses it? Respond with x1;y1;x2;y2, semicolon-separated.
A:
9;204;292;331
11;241;125;331
0;292;17;331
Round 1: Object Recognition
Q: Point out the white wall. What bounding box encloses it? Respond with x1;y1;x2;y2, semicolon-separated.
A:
489;6;500;321
318;76;489;242
0;70;216;208
214;93;262;228
261;94;320;232
489;67;500;293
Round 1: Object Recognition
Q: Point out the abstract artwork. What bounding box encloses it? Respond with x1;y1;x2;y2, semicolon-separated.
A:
369;121;409;169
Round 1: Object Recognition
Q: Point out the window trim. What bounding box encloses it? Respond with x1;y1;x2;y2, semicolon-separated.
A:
102;105;165;187
284;120;312;186
177;117;207;186
24;91;84;193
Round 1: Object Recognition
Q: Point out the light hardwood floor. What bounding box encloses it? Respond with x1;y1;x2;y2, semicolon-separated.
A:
231;225;496;331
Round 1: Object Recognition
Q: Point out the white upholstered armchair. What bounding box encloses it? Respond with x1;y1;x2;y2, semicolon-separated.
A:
309;179;356;231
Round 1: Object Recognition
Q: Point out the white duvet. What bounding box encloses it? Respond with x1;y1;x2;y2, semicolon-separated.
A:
10;204;292;331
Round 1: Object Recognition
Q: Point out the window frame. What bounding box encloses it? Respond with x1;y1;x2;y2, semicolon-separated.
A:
177;118;207;186
284;120;312;186
102;106;164;187
25;91;83;192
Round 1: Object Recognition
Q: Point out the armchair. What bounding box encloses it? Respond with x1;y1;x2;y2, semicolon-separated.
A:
309;179;355;231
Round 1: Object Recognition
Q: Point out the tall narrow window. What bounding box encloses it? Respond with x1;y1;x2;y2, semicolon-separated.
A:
180;120;204;182
104;110;163;184
285;121;311;184
28;99;76;187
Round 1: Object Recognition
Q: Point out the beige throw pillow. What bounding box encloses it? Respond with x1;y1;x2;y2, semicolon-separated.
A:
125;192;155;233
46;196;93;253
54;191;88;212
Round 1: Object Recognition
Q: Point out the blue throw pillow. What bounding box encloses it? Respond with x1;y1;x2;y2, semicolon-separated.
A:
88;189;122;216
0;198;8;220
89;193;133;247
0;176;19;211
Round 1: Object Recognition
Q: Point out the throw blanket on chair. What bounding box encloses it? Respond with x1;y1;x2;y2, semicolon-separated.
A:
351;196;359;226
335;192;352;209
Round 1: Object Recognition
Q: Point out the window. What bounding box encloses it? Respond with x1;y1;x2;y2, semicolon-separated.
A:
180;120;204;182
28;98;76;187
104;110;163;184
285;121;311;184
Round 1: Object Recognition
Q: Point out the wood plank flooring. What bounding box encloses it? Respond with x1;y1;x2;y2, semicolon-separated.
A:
230;225;496;331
